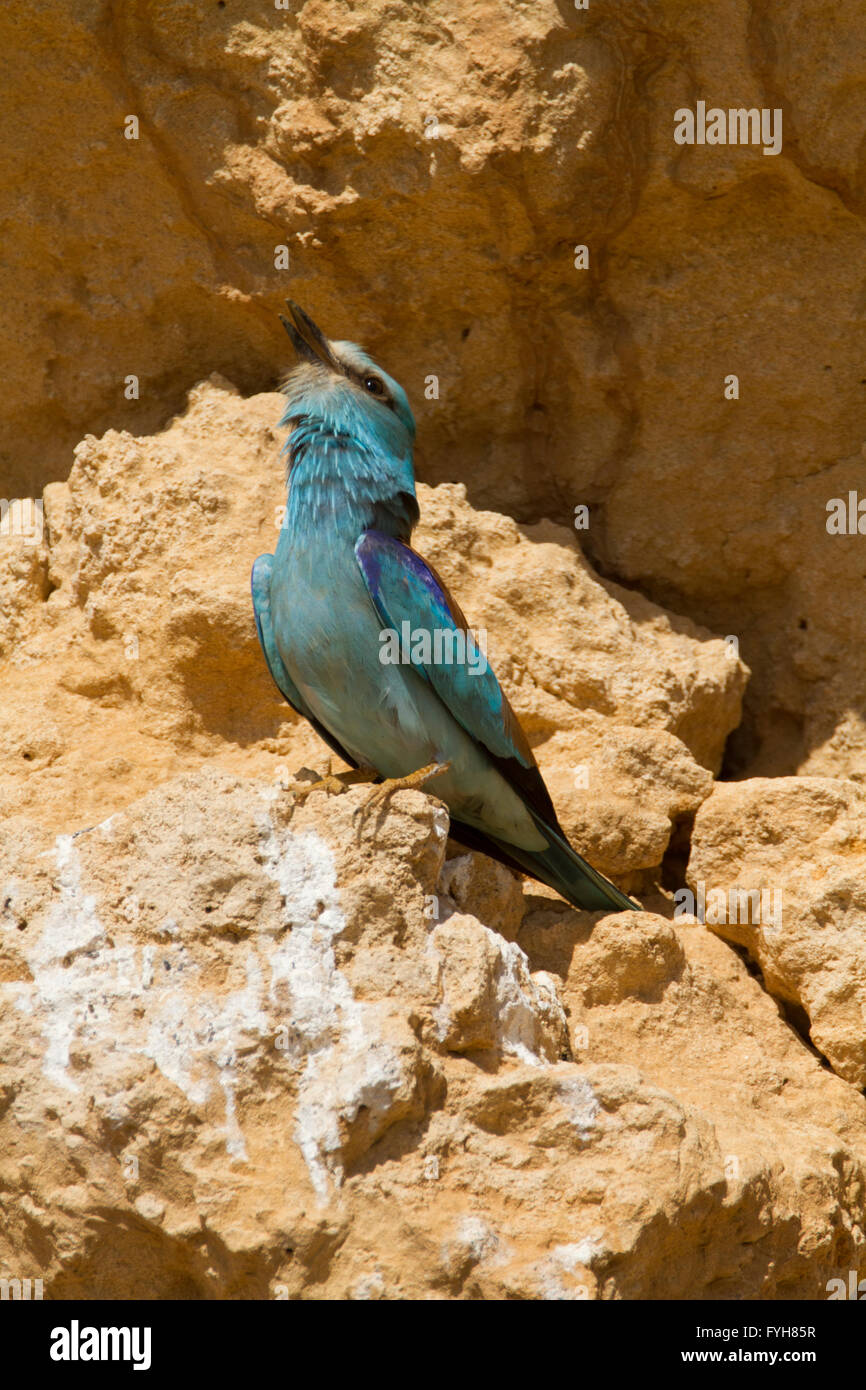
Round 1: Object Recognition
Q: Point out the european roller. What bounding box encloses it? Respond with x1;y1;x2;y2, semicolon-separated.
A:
251;301;637;913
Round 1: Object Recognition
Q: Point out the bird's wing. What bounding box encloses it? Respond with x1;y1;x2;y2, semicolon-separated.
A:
354;529;562;830
251;553;360;770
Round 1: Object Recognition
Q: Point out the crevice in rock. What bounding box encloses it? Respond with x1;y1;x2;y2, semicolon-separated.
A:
562;545;796;786
720;706;806;782
720;938;825;1064
660;810;695;892
775;996;816;1053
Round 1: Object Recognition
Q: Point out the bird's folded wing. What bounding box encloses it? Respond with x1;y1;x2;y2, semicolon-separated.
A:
251;553;360;769
354;529;561;828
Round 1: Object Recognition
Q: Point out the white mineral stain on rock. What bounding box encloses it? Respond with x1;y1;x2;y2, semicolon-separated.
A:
494;942;565;1064
4;832;264;1161
535;1240;602;1300
22;833;109;1089
142;944;267;1160
257;798;416;1202
557;1075;600;1140
429;916;567;1064
3;793;424;1194
453;1215;503;1265
350;1271;385;1300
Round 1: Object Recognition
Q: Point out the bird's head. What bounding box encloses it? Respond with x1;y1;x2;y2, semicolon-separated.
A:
278;300;415;463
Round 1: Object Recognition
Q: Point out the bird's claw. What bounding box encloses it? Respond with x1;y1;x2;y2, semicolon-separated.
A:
287;765;378;803
354;760;452;819
287;772;348;803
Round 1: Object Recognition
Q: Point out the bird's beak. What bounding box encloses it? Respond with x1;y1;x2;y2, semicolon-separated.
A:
279;300;339;370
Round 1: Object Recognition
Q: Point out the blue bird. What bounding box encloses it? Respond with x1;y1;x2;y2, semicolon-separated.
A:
251;301;637;913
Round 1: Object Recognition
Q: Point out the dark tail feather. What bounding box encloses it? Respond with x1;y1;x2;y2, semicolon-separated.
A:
449;813;639;914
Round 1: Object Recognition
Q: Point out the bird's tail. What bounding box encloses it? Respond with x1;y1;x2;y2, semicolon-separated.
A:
482;811;639;914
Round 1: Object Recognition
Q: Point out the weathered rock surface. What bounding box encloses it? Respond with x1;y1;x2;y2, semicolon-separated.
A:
0;380;744;897
1;769;864;1300
688;777;866;1089
2;0;863;781
2;0;865;1293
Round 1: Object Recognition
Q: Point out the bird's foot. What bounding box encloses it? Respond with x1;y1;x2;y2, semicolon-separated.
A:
355;760;451;818
288;764;378;804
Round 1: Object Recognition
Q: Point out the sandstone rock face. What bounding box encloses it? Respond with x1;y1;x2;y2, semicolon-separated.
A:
2;2;865;1299
2;769;864;1300
3;0;863;780
688;777;866;1089
0;380;744;899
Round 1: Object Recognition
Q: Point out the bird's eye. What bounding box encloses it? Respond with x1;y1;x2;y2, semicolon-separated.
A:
364;375;385;396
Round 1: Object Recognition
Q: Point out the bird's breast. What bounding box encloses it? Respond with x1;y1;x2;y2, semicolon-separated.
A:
269;530;418;758
266;526;546;850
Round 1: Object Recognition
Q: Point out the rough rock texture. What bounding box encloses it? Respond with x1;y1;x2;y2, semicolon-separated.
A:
688;777;866;1089
2;0;865;1301
0;380;745;899
2;0;864;779
0;382;862;1300
1;769;864;1300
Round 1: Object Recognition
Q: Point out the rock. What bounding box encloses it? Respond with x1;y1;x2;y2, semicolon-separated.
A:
0;381;743;889
1;768;865;1299
428;913;567;1059
439;851;525;941
520;897;866;1299
2;2;864;1295
570;912;686;1009
2;0;861;785
687;776;866;1088
0;530;49;658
